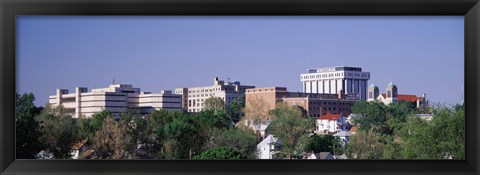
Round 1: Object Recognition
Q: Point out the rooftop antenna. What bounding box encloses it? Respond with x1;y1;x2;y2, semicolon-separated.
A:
112;78;116;85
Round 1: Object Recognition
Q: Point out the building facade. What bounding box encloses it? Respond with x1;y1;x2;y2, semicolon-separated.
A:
245;87;360;118
300;66;370;100
174;77;255;113
49;83;182;118
367;82;427;108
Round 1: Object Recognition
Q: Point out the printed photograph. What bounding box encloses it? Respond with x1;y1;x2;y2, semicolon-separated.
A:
16;16;464;159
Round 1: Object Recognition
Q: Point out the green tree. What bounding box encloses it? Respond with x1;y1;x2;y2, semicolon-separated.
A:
398;105;464;159
209;127;257;158
304;134;339;154
77;110;112;140
35;104;77;159
351;101;389;135
268;104;314;159
345;129;384;159
16;93;43;159
228;95;245;123
193;146;248;160
163;115;202;159
204;97;226;112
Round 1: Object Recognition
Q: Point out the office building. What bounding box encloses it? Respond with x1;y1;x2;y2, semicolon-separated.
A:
300;66;370;100
175;77;255;113
245;87;360;118
49;83;182;118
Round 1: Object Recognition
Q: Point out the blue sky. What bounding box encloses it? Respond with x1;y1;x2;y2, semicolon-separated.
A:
16;16;464;106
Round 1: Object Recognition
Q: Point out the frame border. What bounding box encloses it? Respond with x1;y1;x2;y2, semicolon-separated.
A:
1;0;479;175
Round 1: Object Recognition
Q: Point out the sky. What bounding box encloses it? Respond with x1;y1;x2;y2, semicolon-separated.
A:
16;16;464;107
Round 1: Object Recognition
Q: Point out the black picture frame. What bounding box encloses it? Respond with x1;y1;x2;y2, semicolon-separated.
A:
1;0;479;175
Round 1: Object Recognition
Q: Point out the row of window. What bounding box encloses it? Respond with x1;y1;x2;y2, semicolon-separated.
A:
188;88;222;93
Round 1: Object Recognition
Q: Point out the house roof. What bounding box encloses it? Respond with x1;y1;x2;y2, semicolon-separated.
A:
306;152;333;159
318;113;342;121
333;131;352;137
257;135;278;148
71;139;88;150
380;93;419;102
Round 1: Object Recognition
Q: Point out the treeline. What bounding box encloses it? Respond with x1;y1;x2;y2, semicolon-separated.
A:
347;101;464;159
16;93;257;159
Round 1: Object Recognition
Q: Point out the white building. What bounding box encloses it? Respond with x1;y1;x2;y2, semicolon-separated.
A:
300;66;370;100
49;83;182;118
257;134;280;159
316;113;349;134
175;77;255;113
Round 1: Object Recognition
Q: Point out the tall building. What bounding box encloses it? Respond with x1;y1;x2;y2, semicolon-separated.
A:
174;77;255;113
367;82;427;108
245;87;360;118
49;83;182;118
300;66;370;100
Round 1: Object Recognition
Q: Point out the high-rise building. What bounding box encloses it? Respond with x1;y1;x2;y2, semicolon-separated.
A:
174;77;255;113
300;66;370;100
49;83;182;118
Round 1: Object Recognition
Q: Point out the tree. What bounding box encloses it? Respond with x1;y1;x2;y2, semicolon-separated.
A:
77;110;112;140
193;146;248;160
243;96;270;126
304;134;339;154
162;115;202;159
351;101;389;135
345;129;384;159
268;104;314;159
93;116;132;159
228;95;245;123
209;127;258;159
35;104;78;159
204;97;226;112
16;93;43;159
397;105;464;159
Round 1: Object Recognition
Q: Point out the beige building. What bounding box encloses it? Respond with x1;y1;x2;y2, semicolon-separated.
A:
49;83;182;118
245;87;360;118
175;77;255;113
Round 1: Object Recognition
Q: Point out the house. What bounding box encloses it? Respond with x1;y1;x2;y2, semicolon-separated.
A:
257;134;280;159
71;139;88;159
316;113;349;134
304;152;334;160
333;130;353;143
249;121;271;139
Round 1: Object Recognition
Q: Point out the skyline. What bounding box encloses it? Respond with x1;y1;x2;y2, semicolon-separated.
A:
16;16;464;106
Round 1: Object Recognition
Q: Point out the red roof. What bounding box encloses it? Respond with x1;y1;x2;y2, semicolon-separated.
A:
398;94;418;102
318;113;341;121
380;93;419;102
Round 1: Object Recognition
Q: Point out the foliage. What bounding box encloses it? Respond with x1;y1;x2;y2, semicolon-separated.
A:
209;127;258;159
93;116;132;159
35;104;77;159
268;104;314;159
228;95;245;123
77;110;112;140
345;129;385;159
351;101;388;134
243;96;271;126
193;146;247;160
304;134;339;154
16;93;43;159
204;97;226;112
397;106;464;159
